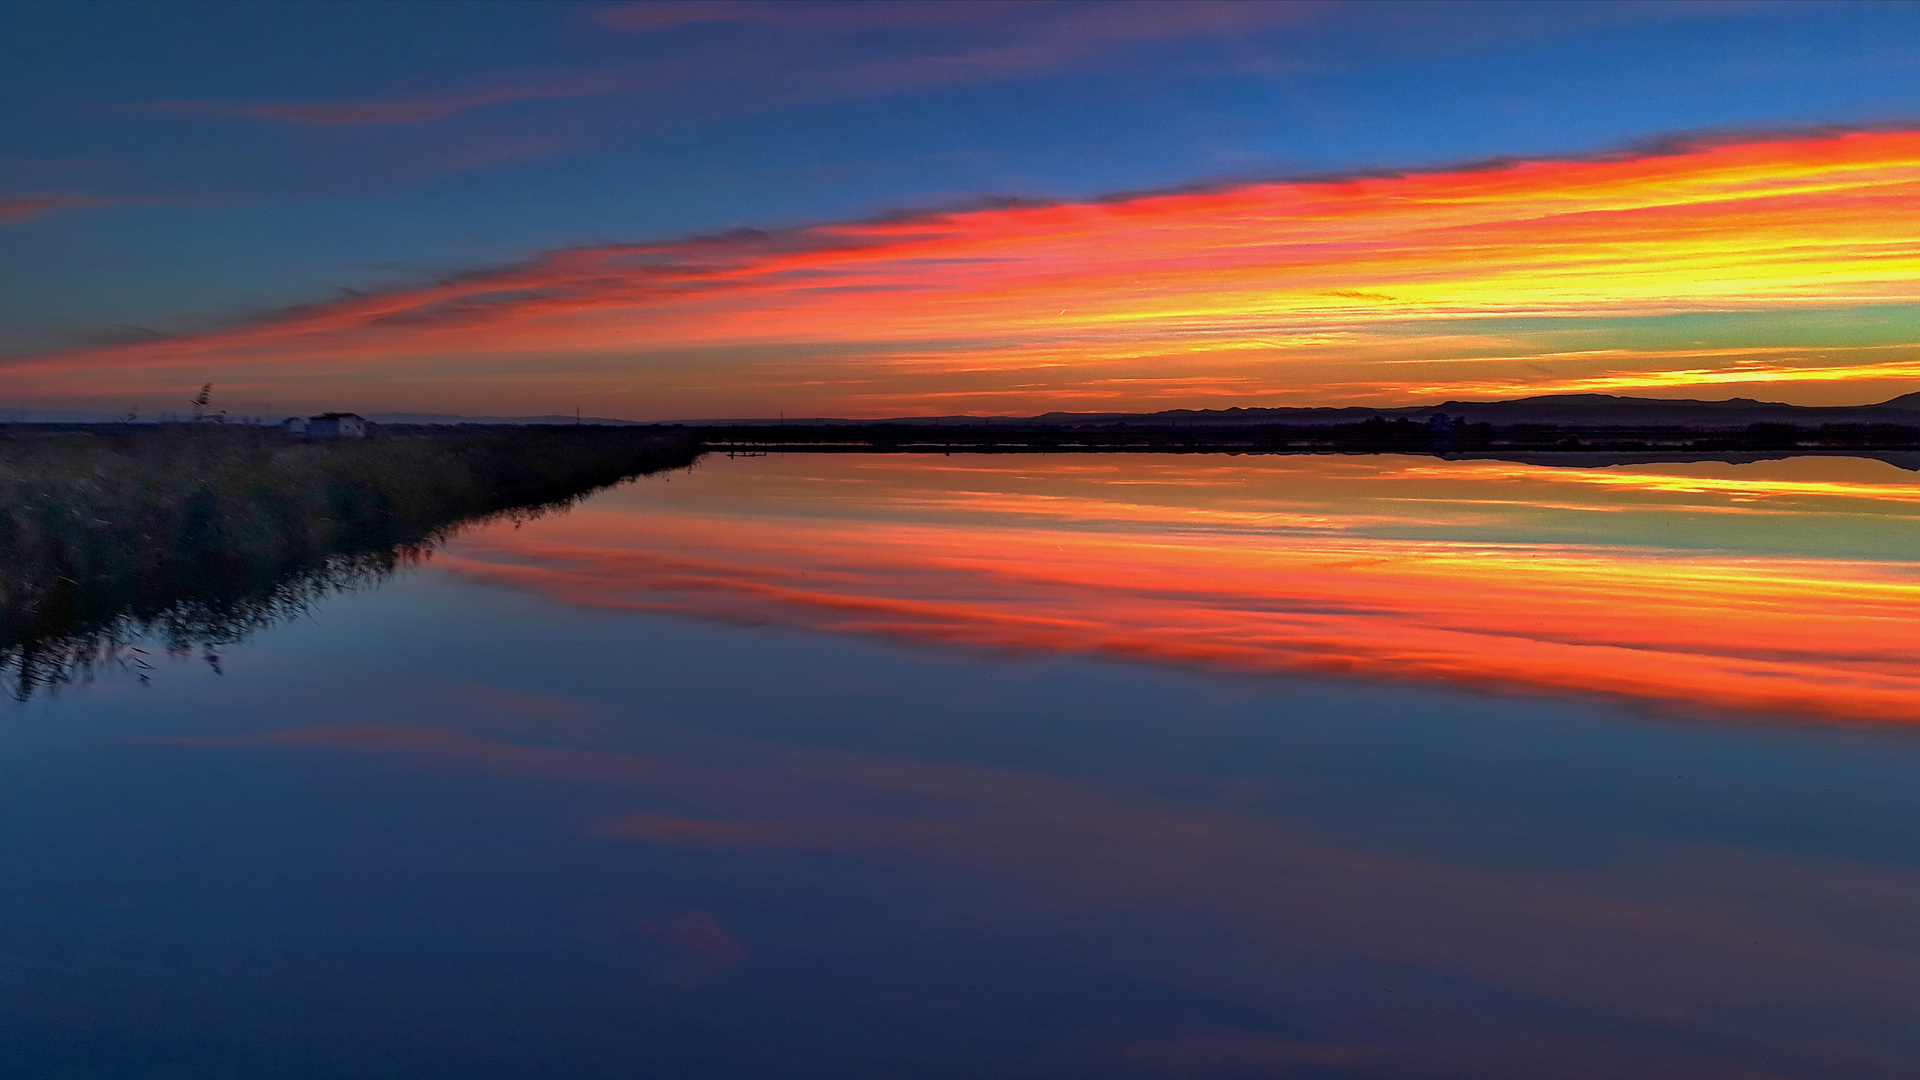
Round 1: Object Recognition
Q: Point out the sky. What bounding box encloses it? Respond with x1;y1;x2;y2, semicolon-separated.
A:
6;0;1920;419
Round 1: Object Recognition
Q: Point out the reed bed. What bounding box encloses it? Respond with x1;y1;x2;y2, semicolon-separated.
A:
0;423;700;697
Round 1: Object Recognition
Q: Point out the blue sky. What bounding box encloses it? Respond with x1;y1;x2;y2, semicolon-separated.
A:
6;0;1920;415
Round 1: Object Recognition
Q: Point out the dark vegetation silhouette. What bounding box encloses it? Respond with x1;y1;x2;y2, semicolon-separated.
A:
189;382;224;423
692;417;1920;456
684;391;1920;455
0;424;700;699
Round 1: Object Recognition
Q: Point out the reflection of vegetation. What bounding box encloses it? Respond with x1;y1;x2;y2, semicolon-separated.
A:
1;424;701;699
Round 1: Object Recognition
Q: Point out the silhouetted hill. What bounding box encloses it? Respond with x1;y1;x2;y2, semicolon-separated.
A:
364;412;650;426
1874;391;1920;411
672;391;1920;430
1030;392;1920;428
686;390;1920;457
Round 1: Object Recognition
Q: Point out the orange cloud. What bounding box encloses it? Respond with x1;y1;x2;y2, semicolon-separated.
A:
0;194;111;225
14;129;1920;414
432;453;1920;725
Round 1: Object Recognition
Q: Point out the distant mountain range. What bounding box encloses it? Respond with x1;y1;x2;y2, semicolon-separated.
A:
1033;392;1920;428
10;393;1920;430
693;392;1920;429
364;412;649;426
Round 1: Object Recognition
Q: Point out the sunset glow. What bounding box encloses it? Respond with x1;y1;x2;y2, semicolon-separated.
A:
14;130;1920;417
20;6;1920;1074
436;454;1920;724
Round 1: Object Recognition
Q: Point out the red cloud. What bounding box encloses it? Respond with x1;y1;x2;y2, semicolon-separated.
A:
14;128;1920;413
0;194;108;225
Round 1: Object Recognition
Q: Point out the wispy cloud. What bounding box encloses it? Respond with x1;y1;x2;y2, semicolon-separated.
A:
0;194;111;225
593;0;1305;34
598;0;1320;91
592;0;984;31
142;72;640;126
162;703;1920;1064
1396;351;1920;400
11;127;1920;413
136;3;1314;131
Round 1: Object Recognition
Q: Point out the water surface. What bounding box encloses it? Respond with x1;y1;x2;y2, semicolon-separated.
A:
6;453;1920;1079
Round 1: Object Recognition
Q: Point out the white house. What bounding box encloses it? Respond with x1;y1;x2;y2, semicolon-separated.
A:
305;412;368;438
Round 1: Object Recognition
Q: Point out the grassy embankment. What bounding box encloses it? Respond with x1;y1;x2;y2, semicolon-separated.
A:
0;424;701;697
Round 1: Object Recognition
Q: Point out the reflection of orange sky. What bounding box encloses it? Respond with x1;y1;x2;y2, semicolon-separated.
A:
439;454;1920;724
13;130;1920;415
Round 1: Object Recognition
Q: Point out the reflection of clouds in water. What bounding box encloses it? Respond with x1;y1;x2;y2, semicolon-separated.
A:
655;912;749;988
120;456;1920;1075
1401;457;1920;509
610;815;798;846
156;720;1920;1076
439;507;1920;725
1110;1036;1374;1077
151;724;670;782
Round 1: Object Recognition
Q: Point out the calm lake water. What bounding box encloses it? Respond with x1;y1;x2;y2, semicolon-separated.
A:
7;452;1920;1079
